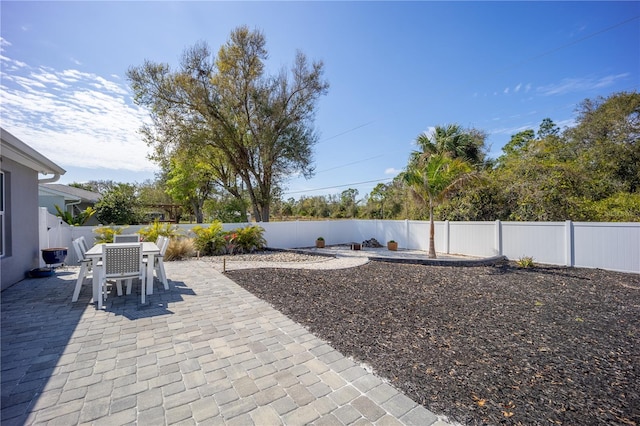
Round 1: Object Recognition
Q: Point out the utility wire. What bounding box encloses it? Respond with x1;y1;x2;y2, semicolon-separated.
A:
283;177;394;196
317;119;379;144
315;154;385;174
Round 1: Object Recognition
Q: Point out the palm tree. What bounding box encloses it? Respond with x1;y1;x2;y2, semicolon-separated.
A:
403;153;476;258
414;123;485;165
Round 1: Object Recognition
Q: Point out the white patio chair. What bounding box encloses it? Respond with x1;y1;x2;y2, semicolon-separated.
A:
71;238;95;302
143;236;170;291
77;235;90;253
155;236;170;290
99;243;146;309
113;234;140;243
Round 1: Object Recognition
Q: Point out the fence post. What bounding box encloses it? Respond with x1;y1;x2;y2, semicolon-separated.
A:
405;219;410;250
565;220;574;267
495;219;502;256
444;220;450;254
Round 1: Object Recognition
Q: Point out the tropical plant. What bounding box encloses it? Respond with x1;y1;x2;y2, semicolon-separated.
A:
414;124;486;166
232;225;266;253
191;221;227;256
138;220;182;243
403;154;477;258
54;205;96;226
93;225;128;244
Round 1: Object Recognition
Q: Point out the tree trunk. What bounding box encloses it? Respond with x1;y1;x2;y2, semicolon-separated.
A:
192;200;204;224
428;199;436;258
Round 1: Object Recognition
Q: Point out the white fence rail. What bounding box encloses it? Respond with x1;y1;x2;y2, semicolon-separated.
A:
40;209;639;273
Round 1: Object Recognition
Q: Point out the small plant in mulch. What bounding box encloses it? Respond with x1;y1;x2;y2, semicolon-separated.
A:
516;255;535;268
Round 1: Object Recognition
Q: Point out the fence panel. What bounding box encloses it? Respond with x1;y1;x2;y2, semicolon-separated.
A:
502;222;567;265
376;220;407;248
573;222;640;273
449;221;497;257
406;221;432;251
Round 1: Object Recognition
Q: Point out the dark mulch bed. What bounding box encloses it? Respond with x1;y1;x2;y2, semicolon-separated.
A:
226;261;640;426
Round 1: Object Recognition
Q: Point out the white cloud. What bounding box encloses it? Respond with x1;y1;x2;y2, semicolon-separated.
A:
514;83;522;93
504;87;509;94
538;73;630;96
384;167;400;175
0;54;154;173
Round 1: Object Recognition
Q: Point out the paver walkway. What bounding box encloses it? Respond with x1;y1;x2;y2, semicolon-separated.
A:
1;259;452;425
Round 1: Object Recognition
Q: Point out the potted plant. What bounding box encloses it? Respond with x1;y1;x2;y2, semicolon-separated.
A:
387;240;398;251
316;237;325;248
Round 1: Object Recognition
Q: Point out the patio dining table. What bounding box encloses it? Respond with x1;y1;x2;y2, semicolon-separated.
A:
85;242;160;306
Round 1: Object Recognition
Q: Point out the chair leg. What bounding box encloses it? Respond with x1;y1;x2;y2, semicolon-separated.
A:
156;258;169;290
125;279;133;295
72;263;88;302
98;278;105;310
140;277;146;305
116;281;124;296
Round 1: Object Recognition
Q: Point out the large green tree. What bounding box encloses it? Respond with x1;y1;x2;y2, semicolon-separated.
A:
94;183;141;225
438;92;639;221
128;26;329;222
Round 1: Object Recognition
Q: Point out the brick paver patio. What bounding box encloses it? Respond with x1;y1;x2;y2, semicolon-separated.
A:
1;259;450;425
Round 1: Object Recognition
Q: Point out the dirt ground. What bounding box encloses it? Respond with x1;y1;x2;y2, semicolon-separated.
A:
226;261;640;426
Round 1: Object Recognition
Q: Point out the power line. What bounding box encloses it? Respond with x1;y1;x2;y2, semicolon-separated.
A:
317;119;378;144
315;154;385;174
282;177;394;196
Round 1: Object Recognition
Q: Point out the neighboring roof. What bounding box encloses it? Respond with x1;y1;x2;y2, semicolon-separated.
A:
1;127;66;178
39;184;101;203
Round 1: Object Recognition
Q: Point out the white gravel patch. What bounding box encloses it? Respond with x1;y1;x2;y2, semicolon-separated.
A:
197;250;369;271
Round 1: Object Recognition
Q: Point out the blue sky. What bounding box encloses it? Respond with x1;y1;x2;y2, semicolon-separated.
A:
1;1;638;200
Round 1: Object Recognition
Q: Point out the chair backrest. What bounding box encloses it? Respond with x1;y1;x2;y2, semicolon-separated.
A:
78;236;90;253
158;236;170;256
102;243;143;279
72;238;86;263
114;234;140;243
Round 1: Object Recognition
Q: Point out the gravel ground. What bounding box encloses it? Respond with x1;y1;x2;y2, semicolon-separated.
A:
225;259;640;426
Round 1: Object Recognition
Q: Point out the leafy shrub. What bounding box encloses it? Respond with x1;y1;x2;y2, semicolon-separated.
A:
230;225;266;253
93;225;128;244
190;222;266;256
191;221;227;256
516;256;535;268
138;220;182;243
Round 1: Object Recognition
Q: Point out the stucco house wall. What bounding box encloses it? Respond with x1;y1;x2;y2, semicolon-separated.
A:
1;157;41;289
1;128;66;291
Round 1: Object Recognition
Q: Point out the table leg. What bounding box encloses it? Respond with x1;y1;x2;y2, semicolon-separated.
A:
92;264;100;304
146;254;155;296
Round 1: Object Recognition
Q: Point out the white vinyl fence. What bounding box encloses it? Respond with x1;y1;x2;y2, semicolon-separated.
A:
40;208;639;274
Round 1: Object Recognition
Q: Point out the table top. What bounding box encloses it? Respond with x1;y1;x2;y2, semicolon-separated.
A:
85;242;160;257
